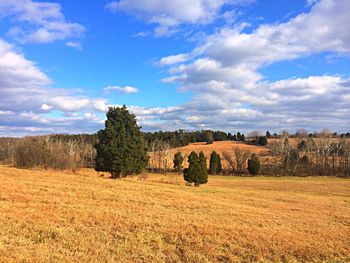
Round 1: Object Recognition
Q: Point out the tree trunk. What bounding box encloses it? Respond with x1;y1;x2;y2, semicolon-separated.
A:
111;171;121;179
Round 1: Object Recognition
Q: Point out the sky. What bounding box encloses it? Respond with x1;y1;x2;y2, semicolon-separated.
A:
0;0;349;137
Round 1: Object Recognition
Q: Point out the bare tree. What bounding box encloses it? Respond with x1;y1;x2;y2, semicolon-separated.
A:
223;147;251;175
280;130;289;139
247;130;260;140
223;152;236;174
296;129;308;138
314;134;334;175
153;141;170;173
147;139;159;173
341;140;350;176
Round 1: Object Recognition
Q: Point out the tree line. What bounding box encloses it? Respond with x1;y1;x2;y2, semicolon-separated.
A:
0;106;349;178
143;130;245;147
0;135;96;170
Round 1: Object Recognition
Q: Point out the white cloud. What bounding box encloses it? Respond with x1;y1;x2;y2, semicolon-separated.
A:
65;41;82;50
104;85;139;94
106;0;253;36
156;0;350;132
0;37;185;135
158;53;189;66
133;31;151;38
0;0;85;43
40;104;53;111
1;0;350;135
0;37;113;136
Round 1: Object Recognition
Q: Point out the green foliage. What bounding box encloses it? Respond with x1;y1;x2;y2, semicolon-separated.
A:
298;140;307;151
183;151;208;186
209;151;222;175
266;131;271;138
258;136;268;146
94;106;148;178
199;152;208;184
173;152;184;172
231;132;246;141
143;130;231;149
247;154;260;175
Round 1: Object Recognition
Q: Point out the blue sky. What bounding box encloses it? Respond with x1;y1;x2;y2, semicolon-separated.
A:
0;0;349;136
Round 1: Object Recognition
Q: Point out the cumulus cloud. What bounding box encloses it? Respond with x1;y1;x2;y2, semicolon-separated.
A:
106;0;253;36
104;85;139;94
0;0;85;44
0;37;183;135
158;53;190;66
0;39;107;111
1;0;350;136
157;0;350;132
0;38;111;136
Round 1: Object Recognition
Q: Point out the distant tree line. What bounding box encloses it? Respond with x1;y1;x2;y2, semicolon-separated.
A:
0;135;96;170
1;106;349;178
167;134;350;177
267;135;350;177
143;130;244;148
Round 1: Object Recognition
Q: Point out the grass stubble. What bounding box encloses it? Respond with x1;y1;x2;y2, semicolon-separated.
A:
0;165;349;262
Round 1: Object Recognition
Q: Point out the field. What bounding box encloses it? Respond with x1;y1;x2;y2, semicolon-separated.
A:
170;141;267;156
0;165;349;262
149;141;268;169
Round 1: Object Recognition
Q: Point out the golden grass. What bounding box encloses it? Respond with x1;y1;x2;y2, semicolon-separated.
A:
0;165;349;262
149;141;268;169
171;141;267;155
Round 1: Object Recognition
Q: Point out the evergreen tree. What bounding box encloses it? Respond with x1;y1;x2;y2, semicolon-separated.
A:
217;154;222;174
258;136;268;146
184;151;199;184
173;152;184;173
198;151;208;186
183;151;208;186
247;154;260;175
209;151;222;175
266;131;271;138
94;106;148;178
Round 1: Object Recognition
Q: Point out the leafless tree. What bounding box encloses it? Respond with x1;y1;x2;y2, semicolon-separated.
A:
296;129;309;138
147;139;158;173
247;130;260;140
314;134;333;175
223;147;251;175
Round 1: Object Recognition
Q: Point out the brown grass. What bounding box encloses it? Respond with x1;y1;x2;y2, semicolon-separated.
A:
150;141;268;169
172;141;267;155
0;165;349;262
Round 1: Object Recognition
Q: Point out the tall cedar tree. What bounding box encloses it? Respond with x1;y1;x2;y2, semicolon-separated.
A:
184;151;208;186
198;152;208;185
209;151;222;175
94;106;148;178
247;154;260;175
173;152;184;173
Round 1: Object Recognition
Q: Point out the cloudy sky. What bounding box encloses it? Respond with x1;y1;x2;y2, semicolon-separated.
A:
0;0;349;136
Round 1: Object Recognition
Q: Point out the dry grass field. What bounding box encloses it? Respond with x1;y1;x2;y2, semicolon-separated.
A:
0;165;349;262
171;141;267;156
149;141;268;169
